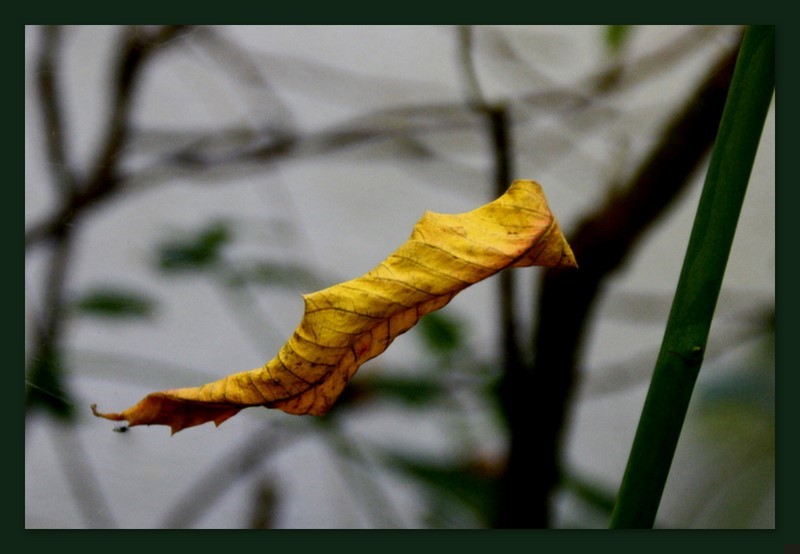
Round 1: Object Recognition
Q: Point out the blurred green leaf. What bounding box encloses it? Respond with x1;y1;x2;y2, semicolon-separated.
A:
224;260;321;290
73;287;155;318
605;25;631;54
355;376;446;406
417;312;464;356
157;221;231;272
330;375;447;413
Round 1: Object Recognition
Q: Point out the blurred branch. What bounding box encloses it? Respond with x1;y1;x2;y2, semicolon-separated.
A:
188;26;296;131
458;25;523;379
24;104;477;249
26;27;80;417
160;424;289;528
587;26;729;94
25;25;191;250
86;26;189;189
36;26;77;195
466;26;735;135
460;25;538;528
457;26;486;106
26;27;740;251
320;424;410;528
24;219;76;417
495;30;743;528
26;26;191;418
51;423;117;528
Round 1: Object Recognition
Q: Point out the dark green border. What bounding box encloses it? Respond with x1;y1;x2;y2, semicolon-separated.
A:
17;18;794;554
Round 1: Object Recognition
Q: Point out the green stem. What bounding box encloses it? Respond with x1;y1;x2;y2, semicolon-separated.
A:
609;25;774;529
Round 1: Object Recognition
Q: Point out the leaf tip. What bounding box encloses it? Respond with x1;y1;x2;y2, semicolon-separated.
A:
561;242;579;269
91;403;125;422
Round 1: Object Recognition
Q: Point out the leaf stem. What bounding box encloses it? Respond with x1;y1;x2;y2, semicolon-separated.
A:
609;25;774;529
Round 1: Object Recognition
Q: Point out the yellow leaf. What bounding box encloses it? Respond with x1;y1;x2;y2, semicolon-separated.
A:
92;180;576;434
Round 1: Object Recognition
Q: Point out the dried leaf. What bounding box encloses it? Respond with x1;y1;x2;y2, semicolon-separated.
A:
92;180;576;434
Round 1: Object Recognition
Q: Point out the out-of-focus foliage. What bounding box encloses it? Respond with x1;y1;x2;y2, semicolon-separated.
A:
604;25;632;54
157;221;232;272
73;287;155;319
418;312;464;358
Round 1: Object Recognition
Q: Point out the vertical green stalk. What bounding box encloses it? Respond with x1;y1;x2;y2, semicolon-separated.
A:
609;25;774;529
